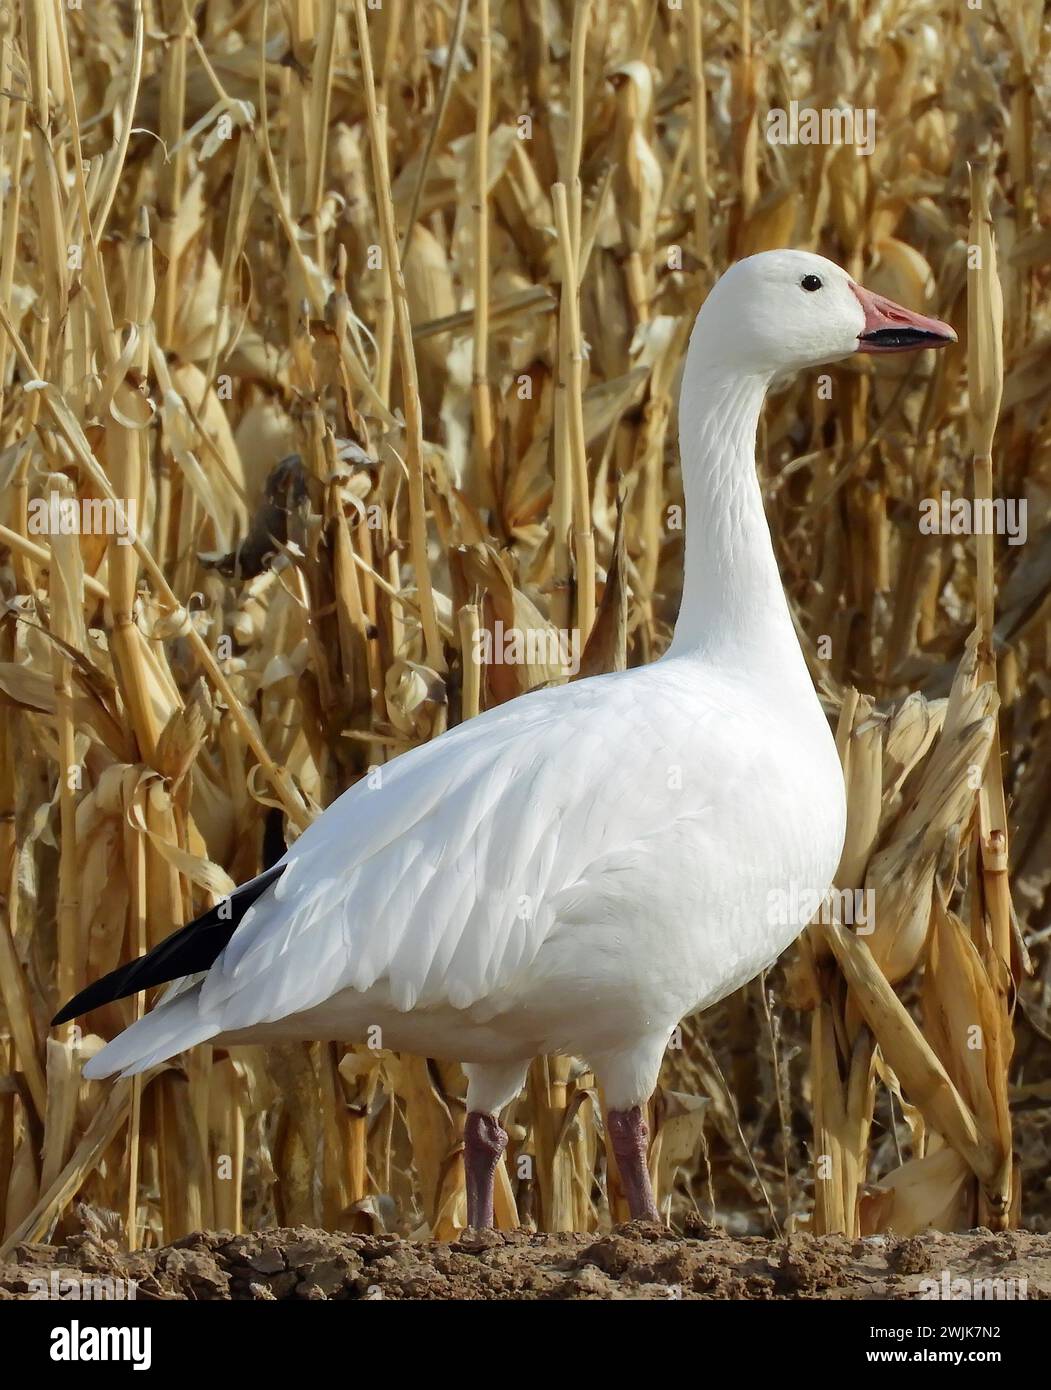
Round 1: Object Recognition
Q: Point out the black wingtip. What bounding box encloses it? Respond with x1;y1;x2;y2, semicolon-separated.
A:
50;967;135;1027
48;864;285;1029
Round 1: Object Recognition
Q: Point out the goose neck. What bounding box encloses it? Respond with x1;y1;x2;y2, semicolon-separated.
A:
668;368;805;677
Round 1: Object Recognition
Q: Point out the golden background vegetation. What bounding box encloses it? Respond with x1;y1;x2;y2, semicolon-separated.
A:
0;0;1048;1249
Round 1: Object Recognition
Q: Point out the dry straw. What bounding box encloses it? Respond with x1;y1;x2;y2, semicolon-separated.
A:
0;0;1047;1250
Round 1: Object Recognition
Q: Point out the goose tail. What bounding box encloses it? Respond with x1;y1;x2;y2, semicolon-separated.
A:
81;986;220;1080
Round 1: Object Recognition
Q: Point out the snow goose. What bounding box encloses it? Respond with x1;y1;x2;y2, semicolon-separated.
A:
55;249;955;1227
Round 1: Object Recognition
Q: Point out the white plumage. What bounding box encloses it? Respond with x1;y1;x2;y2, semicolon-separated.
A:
76;250;956;1223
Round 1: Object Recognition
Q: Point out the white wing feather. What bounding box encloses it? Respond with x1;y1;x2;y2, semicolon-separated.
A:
197;662;723;1031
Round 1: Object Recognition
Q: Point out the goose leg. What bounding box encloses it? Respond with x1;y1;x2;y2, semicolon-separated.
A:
464;1111;508;1228
607;1105;659;1221
461;1059;529;1229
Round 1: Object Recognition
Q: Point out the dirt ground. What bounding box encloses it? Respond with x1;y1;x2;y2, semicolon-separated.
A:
1;1222;1048;1300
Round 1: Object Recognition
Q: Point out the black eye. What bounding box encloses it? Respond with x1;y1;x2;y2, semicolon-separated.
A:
801;274;823;292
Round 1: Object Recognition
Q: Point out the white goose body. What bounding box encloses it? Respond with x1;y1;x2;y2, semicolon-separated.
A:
205;657;840;1090
72;250;955;1223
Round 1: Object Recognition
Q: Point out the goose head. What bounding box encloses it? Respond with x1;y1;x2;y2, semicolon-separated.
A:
691;249;956;379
